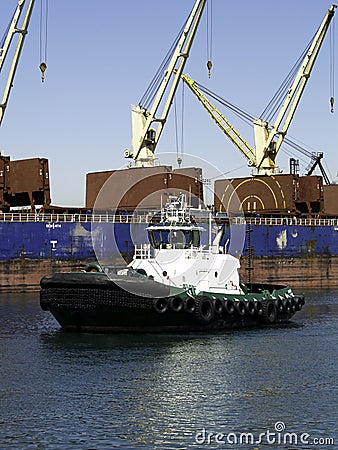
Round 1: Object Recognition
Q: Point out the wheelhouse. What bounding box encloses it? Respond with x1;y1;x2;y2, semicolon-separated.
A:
147;225;202;249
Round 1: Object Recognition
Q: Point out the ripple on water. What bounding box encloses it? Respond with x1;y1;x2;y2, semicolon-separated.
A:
0;290;337;449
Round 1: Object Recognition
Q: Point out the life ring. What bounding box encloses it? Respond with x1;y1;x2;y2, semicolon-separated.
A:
84;262;103;273
223;298;234;315
153;297;168;314
169;296;183;312
195;296;215;324
213;298;223;315
245;300;256;316
184;297;196;314
235;300;246;316
262;299;277;324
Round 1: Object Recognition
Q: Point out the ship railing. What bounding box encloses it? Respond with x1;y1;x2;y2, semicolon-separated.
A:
134;244;152;259
0;212;337;226
0;212;155;223
230;217;338;226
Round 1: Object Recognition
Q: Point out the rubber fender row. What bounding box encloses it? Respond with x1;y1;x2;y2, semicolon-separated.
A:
152;296;184;314
40;287;154;311
152;296;216;324
152;295;290;325
223;298;263;318
275;296;305;314
153;294;305;325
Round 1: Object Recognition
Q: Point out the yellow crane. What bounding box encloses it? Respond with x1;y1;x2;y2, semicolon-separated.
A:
124;0;207;167
181;4;336;175
0;0;35;127
181;73;257;167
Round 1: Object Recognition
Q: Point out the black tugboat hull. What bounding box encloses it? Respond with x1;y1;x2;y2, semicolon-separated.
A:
40;273;305;333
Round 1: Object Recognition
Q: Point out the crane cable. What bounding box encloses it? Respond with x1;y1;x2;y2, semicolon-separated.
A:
173;82;185;168
179;82;185;167
206;0;213;77
0;10;16;58
139;21;184;109
186;77;328;172
330;15;335;113
261;36;313;122
39;0;48;82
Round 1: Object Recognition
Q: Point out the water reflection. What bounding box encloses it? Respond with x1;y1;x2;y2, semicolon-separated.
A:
0;291;337;448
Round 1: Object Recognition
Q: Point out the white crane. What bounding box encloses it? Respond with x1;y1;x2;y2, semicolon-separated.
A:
124;0;207;167
0;0;35;127
181;4;336;175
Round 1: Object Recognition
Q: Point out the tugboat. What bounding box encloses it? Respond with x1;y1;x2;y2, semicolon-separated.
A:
40;194;305;333
39;0;309;329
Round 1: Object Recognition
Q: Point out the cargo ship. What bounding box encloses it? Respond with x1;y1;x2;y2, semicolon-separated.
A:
0;160;337;291
0;1;337;291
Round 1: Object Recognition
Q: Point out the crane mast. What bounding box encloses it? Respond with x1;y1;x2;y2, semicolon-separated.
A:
181;4;336;176
124;0;207;167
0;0;35;127
255;4;336;174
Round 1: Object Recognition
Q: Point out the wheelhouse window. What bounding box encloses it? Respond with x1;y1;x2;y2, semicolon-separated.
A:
149;228;200;249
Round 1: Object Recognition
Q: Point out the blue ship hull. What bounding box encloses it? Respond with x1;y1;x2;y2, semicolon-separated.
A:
0;215;337;290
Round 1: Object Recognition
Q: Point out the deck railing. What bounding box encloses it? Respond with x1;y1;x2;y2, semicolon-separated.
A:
231;216;338;227
0;212;337;227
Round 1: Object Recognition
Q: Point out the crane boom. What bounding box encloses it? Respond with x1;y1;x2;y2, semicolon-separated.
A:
0;0;35;127
124;0;206;167
180;5;336;176
181;73;256;164
255;4;336;174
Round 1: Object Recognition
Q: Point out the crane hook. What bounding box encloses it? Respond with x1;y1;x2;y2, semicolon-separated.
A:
330;96;334;113
207;60;212;78
39;62;47;83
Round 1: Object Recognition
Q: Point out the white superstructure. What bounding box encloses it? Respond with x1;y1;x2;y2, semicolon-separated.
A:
129;194;243;295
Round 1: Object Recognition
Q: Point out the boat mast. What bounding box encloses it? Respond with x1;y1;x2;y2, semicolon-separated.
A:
124;0;207;167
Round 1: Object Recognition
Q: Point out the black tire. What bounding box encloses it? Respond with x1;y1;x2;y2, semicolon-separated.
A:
283;298;291;314
255;301;263;316
223;298;234;315
213;298;223;315
169;296;183;312
184;297;196;314
245;300;256;316
195;296;215;324
262;299;277;324
153;297;168;314
290;298;296;313
275;298;284;313
235;300;245;316
295;297;303;311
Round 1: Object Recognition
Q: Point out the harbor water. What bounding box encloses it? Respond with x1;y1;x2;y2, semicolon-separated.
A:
0;290;337;449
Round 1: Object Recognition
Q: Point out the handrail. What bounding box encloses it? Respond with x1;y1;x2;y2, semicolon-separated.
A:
230;216;338;226
0;212;337;226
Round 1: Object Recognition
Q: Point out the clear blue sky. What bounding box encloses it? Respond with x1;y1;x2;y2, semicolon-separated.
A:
0;0;337;206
